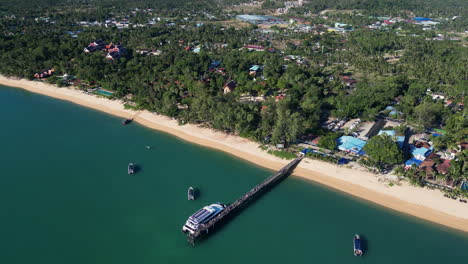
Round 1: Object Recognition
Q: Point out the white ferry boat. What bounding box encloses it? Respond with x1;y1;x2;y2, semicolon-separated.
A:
182;203;226;234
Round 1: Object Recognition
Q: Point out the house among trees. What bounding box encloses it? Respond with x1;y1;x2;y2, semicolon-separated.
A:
105;44;126;60
208;60;221;70
243;45;265;52
411;142;432;161
249;65;263;75
223;80;237;94
34;68;54;79
275;94;285;102
341;75;357;87
418;153;442;178
84;39;105;53
405;141;433;169
436;159;451;175
135;49;162;56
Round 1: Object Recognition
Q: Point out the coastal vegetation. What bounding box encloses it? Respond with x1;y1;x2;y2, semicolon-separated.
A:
0;0;466;194
267;149;297;160
363;134;404;169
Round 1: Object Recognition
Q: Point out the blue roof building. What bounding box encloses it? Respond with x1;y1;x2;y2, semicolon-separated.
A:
338;158;349;165
337;136;367;155
250;65;261;71
396;136;405;148
405;158;422;167
413;17;432;21
411;146;431;161
461;181;468;191
378;130;396;136
209;60;221;69
300;148;313;155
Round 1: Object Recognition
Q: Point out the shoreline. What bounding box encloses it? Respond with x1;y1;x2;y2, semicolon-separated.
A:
1;75;468;233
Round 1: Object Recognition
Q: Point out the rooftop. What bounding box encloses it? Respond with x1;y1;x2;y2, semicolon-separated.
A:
337;136;367;155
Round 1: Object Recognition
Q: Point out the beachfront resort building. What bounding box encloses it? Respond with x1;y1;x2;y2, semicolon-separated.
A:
336;136;367;155
83;40;126;60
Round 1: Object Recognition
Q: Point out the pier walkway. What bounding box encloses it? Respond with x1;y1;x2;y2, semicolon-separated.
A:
187;156;303;244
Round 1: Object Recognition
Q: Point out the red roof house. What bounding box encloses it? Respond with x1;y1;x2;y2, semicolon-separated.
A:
436;159;451;175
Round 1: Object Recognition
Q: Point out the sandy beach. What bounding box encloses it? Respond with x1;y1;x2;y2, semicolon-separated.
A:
1;75;468;233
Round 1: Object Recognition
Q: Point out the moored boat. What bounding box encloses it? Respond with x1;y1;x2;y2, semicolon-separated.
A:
182;203;226;234
188;187;195;200
128;163;135;174
354;234;363;256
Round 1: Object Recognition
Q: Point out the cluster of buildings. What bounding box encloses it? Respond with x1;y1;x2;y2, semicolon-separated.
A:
242;44;265;52
404;136;467;188
321;118;405;157
425;35;461;41
79;18;132;29
275;0;304;15
367;16;442;31
428;90;465;111
83;40;126;60
284;55;308;66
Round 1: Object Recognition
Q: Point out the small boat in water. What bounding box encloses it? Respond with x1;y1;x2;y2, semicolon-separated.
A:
188;187;195;200
182;203;226;234
353;234;363;256
128;163;135;174
122;118;133;125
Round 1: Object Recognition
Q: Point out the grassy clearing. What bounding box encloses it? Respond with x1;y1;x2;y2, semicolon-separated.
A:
267;150;297;160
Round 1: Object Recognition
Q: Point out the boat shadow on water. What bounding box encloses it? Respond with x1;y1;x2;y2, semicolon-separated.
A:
193;188;200;199
359;235;369;256
132;164;142;174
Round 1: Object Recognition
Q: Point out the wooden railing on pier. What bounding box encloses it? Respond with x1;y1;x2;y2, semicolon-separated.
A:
187;156;303;244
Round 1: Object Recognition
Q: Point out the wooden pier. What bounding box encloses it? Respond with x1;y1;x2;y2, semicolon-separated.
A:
187;156;303;245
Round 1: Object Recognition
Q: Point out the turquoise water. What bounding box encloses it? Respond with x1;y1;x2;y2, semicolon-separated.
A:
1;85;468;264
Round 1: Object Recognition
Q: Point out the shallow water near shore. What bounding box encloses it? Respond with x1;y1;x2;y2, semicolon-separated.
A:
1;84;468;264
